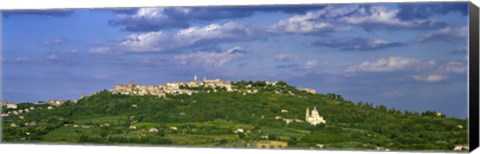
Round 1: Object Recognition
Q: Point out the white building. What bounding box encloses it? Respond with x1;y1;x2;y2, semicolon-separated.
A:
300;88;316;94
0;101;7;106
234;128;244;133
453;144;469;151
48;100;67;106
149;128;159;133
305;107;326;125
6;103;17;109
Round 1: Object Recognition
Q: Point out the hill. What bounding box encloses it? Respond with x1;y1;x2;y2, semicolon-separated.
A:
1;80;468;151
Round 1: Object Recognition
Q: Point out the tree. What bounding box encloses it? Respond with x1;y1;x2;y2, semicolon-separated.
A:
268;134;277;140
275;81;288;87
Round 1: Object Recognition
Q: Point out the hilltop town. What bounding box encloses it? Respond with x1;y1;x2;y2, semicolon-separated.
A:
1;76;317;108
110;76;316;97
111;76;233;97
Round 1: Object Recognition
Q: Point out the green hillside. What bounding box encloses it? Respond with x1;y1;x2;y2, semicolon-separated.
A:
1;81;468;151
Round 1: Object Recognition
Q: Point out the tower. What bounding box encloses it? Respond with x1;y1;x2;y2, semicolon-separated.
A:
82;90;85;98
194;75;197;81
311;106;319;117
306;108;310;119
203;77;207;81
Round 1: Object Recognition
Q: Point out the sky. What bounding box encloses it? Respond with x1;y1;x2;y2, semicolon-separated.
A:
1;2;470;118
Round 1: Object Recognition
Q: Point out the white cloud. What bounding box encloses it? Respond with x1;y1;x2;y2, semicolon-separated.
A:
269;5;446;34
175;22;258;45
346;57;420;72
438;61;466;73
312;37;403;51
89;47;112;54
370;39;391;47
337;5;447;31
118;31;172;52
43;38;66;45
304;60;320;69
15;57;31;62
70;49;79;54
91;22;259;53
274;54;298;61
110;8;191;31
340;6;404;26
173;47;247;67
415;26;468;42
93;74;109;80
109;7;260;32
412;74;446;82
347;56;467;82
269;7;351;34
47;54;58;60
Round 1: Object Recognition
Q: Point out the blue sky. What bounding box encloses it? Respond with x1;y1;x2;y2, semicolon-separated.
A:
2;2;470;118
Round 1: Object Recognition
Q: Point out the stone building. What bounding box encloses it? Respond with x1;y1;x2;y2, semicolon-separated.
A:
6;103;17;109
110;76;234;96
187;75;202;87
203;77;233;91
300;88;316;94
453;144;469;151
305;107;326;125
256;140;288;149
48;100;67;106
0;100;7;106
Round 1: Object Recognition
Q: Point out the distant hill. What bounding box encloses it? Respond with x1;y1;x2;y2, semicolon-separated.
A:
1;80;468;151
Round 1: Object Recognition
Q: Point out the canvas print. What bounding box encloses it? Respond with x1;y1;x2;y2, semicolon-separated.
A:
0;2;471;152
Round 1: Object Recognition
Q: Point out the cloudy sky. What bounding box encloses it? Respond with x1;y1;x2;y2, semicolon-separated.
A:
2;2;469;118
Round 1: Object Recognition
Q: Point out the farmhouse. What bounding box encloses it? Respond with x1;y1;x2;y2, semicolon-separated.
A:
453;144;469;151
149;128;159;133
316;144;325;149
256;140;288;149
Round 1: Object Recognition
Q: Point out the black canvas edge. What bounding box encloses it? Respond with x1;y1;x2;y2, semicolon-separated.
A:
469;1;479;152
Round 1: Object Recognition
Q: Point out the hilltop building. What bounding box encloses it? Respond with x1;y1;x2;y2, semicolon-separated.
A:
6;103;17;109
1;100;18;109
300;88;316;94
305;107;326;125
0;100;7;106
111;76;234;97
48;100;67;106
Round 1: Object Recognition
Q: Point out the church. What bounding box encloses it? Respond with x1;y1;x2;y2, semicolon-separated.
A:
305;107;326;125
